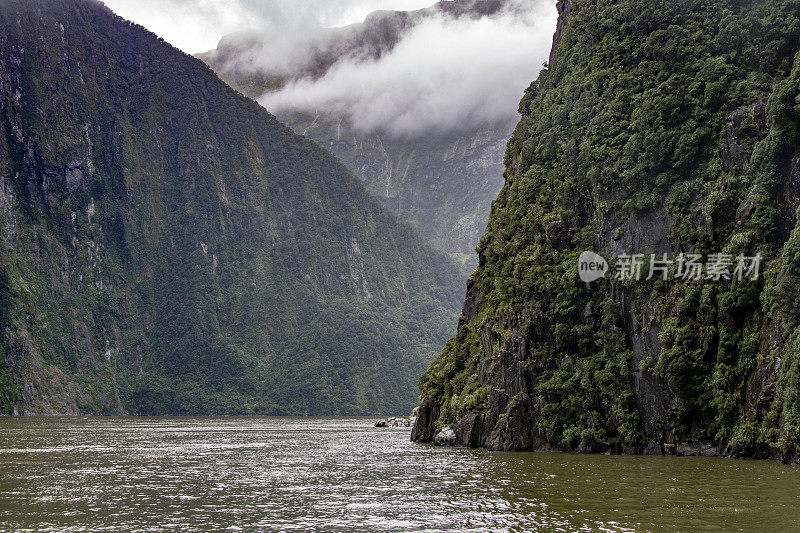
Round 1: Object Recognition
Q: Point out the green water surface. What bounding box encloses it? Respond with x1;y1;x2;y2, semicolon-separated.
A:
0;417;797;531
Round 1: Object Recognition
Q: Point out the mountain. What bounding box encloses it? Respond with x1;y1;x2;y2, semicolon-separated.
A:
274;112;511;272
198;0;521;271
413;0;800;461
0;0;462;416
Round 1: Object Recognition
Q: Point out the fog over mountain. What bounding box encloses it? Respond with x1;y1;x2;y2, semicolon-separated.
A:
266;3;555;136
204;0;557;136
102;0;438;53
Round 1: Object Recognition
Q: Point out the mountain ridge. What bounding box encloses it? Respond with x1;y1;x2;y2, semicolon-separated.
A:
0;0;462;416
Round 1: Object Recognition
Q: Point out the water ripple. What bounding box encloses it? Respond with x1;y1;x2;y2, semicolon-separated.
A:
0;417;798;532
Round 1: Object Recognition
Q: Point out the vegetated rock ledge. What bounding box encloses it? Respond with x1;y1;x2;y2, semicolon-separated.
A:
410;399;800;464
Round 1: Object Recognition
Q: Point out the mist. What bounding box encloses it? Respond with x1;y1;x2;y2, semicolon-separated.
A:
105;0;560;137
103;0;437;53
256;0;559;137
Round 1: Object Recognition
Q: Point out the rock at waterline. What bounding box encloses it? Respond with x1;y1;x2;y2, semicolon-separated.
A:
374;407;420;428
433;426;456;446
374;416;415;428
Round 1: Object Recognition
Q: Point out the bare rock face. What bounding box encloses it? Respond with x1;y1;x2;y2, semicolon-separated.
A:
484;394;535;451
411;397;441;443
453;411;483;448
544;220;566;248
621;292;673;441
433;425;456;446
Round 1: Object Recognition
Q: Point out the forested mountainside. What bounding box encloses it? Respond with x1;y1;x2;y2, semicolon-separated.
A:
199;0;515;271
265;113;510;273
413;0;800;461
0;0;462;416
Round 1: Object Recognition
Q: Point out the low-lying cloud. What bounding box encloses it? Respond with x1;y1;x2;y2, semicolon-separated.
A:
103;0;437;53
257;0;558;137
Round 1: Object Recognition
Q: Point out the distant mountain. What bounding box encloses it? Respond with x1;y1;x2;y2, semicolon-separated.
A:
277;112;511;272
0;0;462;415
199;0;517;271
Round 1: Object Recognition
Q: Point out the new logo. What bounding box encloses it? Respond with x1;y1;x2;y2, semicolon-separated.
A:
578;251;608;283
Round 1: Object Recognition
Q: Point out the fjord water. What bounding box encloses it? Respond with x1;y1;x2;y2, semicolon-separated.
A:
0;418;798;532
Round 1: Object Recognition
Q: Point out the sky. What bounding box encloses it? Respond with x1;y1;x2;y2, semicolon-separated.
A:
103;0;441;54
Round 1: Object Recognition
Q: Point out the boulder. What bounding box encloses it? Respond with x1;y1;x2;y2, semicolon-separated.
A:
374;416;413;428
434;426;457;446
411;398;440;442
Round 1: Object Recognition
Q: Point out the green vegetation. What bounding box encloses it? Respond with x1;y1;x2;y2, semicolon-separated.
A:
0;264;19;414
419;0;800;455
199;6;512;275
0;0;461;415
269;112;509;275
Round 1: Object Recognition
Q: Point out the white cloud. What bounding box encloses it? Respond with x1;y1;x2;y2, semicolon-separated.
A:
102;0;559;136
102;0;253;53
295;0;438;28
103;0;438;54
259;0;558;136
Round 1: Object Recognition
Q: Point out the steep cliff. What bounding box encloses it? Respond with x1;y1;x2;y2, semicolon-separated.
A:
414;0;800;461
0;0;462;416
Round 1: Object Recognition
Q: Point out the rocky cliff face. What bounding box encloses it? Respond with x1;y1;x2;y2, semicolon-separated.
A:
0;0;462;416
199;0;520;271
413;0;800;462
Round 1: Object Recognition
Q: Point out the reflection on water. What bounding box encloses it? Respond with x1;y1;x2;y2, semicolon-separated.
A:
0;417;798;531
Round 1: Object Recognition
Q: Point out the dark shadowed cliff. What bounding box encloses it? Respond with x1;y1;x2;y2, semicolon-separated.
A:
413;0;800;461
0;0;462;416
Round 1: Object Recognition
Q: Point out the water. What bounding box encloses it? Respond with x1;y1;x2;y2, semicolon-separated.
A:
0;418;798;532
